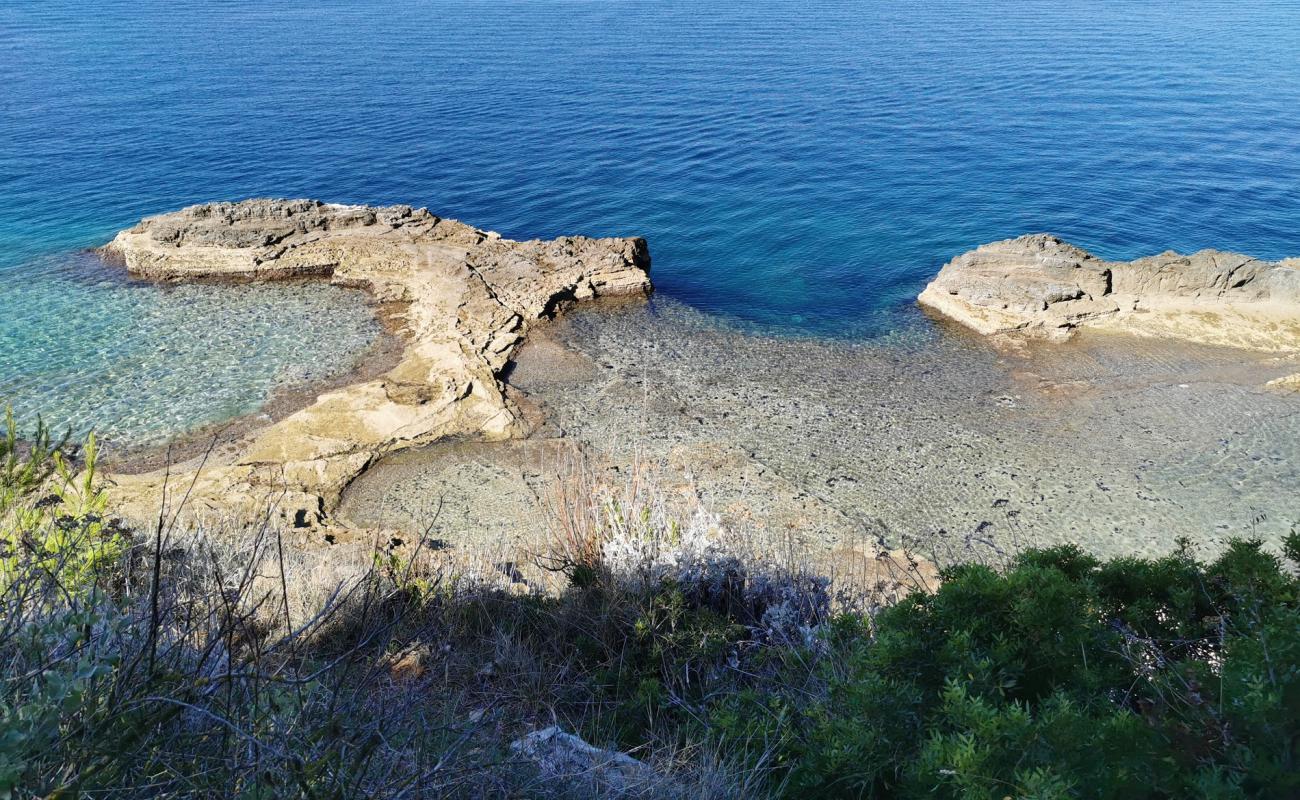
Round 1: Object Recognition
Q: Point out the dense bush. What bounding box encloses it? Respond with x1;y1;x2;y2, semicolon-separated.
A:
710;539;1300;799
1;411;1296;798
0;417;770;798
1;416;496;798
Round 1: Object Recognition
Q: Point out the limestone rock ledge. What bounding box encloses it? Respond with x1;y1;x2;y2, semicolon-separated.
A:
918;234;1300;351
99;199;651;529
1266;373;1300;392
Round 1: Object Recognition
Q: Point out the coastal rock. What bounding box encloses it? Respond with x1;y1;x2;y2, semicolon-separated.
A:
1266;373;1300;392
511;726;665;797
918;234;1300;351
99;199;650;528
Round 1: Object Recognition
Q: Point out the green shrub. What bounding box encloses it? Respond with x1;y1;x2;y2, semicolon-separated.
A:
2;410;1296;798
711;541;1300;799
0;409;126;590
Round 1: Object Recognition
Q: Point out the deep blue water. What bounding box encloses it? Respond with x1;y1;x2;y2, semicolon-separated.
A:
3;0;1300;438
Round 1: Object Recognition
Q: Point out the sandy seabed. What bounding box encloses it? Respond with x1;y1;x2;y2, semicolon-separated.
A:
339;297;1300;562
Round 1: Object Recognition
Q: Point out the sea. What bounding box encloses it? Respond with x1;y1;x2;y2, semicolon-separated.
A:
2;0;1299;442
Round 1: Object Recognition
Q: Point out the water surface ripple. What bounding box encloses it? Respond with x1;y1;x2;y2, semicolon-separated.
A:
2;0;1299;440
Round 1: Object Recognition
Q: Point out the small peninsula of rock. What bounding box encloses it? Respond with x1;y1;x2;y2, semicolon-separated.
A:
100;199;650;528
918;234;1300;351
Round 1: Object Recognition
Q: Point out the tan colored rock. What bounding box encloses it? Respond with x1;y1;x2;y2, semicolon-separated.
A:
99;199;650;529
918;234;1300;351
1265;373;1300;392
511;726;665;796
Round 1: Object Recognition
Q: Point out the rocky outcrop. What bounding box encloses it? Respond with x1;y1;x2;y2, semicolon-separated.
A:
1266;373;1300;392
918;234;1300;351
99;199;650;529
511;727;666;797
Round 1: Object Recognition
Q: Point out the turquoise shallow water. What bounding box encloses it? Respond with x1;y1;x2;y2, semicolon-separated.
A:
2;0;1299;441
0;254;381;444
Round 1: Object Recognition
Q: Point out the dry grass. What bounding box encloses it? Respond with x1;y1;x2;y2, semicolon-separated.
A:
9;412;1296;798
7;443;928;797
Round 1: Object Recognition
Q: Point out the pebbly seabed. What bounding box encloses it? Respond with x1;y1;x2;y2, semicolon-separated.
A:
81;201;1300;562
340;296;1300;561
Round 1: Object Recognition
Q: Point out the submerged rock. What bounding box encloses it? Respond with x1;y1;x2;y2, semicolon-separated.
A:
99;199;650;528
918;234;1300;351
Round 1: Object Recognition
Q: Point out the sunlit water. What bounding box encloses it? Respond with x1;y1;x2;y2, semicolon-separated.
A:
0;254;381;444
2;0;1299;443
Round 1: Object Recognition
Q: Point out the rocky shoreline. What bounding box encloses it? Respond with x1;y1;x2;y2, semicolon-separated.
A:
94;209;1299;558
343;296;1298;562
98;199;651;530
918;234;1300;355
99;318;405;475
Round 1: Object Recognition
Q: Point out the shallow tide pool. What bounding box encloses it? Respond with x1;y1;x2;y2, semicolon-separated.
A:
0;253;382;444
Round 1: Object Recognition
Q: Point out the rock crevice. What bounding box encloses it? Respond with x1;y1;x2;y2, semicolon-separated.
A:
99;199;651;528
